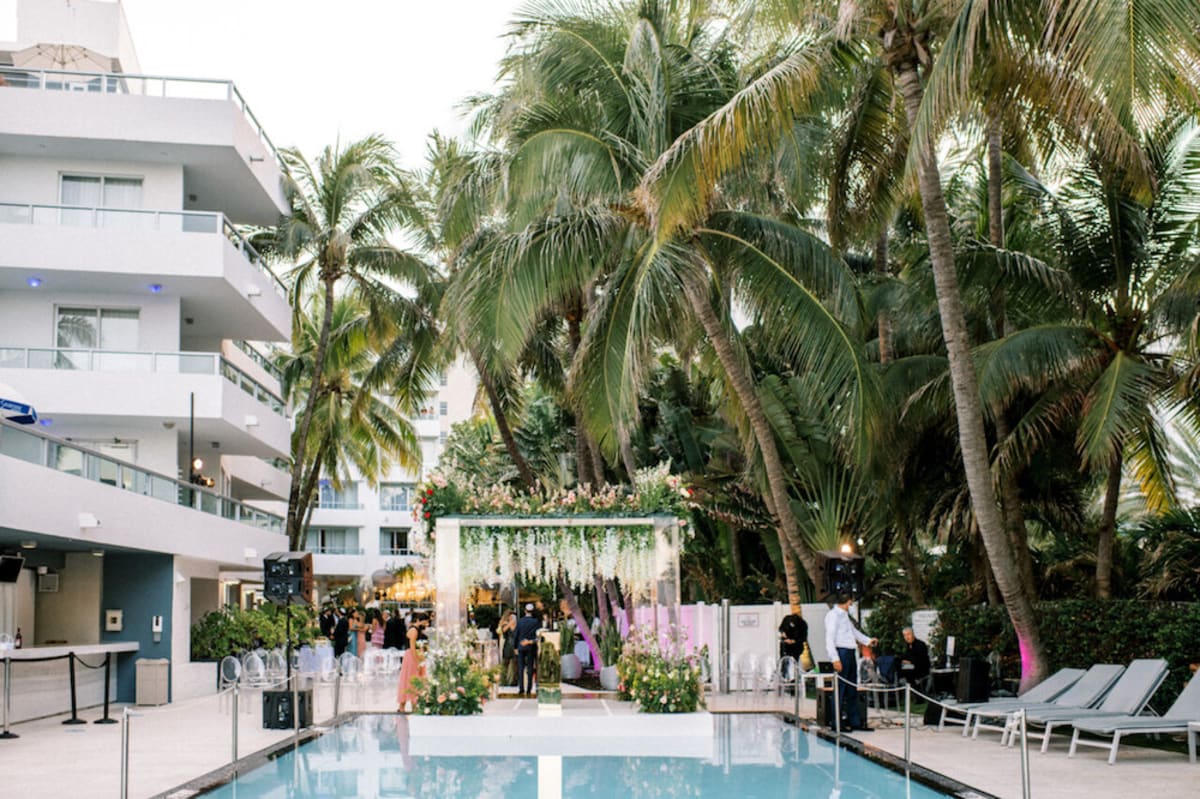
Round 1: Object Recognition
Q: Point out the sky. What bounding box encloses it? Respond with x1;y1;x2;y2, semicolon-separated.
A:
119;0;526;168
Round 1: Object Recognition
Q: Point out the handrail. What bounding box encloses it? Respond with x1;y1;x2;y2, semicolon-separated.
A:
0;201;287;297
0;418;285;534
306;546;366;555
232;340;284;382
0;65;283;172
0;346;286;417
316;501;364;510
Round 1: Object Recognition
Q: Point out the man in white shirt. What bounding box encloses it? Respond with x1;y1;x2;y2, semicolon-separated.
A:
824;592;877;732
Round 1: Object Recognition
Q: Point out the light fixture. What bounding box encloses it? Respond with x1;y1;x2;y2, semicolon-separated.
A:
192;457;204;471
26;277;42;288
19;540;36;550
839;543;853;555
248;155;265;163
162;421;175;430
245;284;262;298
243;547;257;561
91;549;104;557
78;512;100;529
148;283;163;294
38;418;53;426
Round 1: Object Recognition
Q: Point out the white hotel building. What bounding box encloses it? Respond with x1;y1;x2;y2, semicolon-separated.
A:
0;0;475;715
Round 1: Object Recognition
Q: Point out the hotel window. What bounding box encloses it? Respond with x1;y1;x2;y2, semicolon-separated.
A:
439;401;448;416
317;482;359;509
306;527;359;555
439;372;448;387
55;307;139;369
379;483;415;512
380;528;411;555
439;431;448;445
60;175;144;227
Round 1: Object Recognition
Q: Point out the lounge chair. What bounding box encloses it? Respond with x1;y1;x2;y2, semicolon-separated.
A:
967;664;1125;739
1069;673;1200;764
1011;659;1168;751
937;667;1085;733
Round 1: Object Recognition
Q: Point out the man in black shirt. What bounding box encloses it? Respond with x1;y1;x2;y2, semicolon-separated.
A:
900;627;930;684
515;604;542;697
318;606;335;640
332;609;350;658
779;612;808;661
383;609;407;650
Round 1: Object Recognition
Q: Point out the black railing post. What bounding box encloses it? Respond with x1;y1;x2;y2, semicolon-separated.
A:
94;652;116;724
62;653;86;724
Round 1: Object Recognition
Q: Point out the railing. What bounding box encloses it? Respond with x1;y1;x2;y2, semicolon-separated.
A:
379;500;411;512
0;65;283;173
232;340;284;382
0;418;284;533
0;201;287;298
316;501;364;510
0;346;287;417
380;547;415;557
259;455;291;472
305;545;365;555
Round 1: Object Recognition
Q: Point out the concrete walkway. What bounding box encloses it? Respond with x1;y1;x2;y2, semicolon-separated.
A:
3;684;1194;798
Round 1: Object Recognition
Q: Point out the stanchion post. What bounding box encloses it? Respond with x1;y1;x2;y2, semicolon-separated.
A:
333;664;342;718
231;682;239;768
120;707;131;799
94;652;116;724
719;598;730;694
1019;708;1031;799
833;672;842;735
793;666;800;719
62;653;86;724
0;656;16;739
904;683;912;765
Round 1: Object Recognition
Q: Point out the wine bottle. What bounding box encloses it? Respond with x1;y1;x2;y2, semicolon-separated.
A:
14;628;22;649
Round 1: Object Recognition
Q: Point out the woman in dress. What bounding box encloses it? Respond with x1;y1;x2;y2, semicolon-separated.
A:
396;622;424;712
348;610;365;657
370;610;385;649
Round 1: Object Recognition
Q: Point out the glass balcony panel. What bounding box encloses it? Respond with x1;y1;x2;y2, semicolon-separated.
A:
0;204;32;224
150;475;177;503
178;353;216;374
50;443;84;476
95;457;120;487
198;491;221;515
93;351;152;372
0;348;26;368
97;208;156;230
181;213;218;233
0;426;44;464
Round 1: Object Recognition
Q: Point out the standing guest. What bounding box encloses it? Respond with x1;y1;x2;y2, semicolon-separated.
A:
370;610;386;649
899;627;931;684
498;610;518;686
515;604;542;698
824;593;877;733
396;621;425;712
332;609;350;658
384;609;407;650
348;610;366;658
779;611;808;662
318;606;335;641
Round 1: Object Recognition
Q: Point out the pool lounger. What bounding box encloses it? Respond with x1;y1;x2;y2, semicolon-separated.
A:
1009;659;1168;751
1069;672;1200;764
936;667;1085;733
967;664;1125;740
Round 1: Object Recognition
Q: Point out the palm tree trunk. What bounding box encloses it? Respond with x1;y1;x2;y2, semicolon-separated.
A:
286;277;336;550
294;438;331;551
566;308;599;487
900;532;926;605
475;356;538;491
683;279;821;589
893;60;1047;689
986;118;1039;601
1096;455;1122;599
763;491;803;613
875;231;893;364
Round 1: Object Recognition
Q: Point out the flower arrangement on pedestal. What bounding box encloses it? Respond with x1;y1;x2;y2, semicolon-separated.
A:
409;462;694;596
616;624;706;713
411;627;497;716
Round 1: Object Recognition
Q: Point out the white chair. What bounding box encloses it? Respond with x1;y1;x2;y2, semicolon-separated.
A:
242;653;268;688
735;652;759;693
777;655;798;696
363;648;387;677
754;656;779;705
219;655;242;689
265;650;287;685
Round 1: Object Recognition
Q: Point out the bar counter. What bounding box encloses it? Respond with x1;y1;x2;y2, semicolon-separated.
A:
3;641;139;724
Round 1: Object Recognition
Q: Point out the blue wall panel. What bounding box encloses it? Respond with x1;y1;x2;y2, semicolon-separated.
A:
100;553;173;702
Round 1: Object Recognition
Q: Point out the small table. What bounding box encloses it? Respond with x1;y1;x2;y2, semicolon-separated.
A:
1188;721;1199;764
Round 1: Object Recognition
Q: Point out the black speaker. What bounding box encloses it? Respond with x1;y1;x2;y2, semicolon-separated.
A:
956;657;990;703
816;685;868;729
0;555;24;583
815;550;865;600
263;552;313;606
263;688;313;729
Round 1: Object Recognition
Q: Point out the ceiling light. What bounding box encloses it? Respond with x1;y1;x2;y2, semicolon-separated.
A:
148;283;163;294
26;277;42;288
91;549;105;557
19;540;36;549
38;418;53;426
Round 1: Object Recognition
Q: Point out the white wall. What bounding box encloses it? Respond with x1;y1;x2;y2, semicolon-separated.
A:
34;551;102;644
0;289;181;350
0;156;184;208
172;556;221;700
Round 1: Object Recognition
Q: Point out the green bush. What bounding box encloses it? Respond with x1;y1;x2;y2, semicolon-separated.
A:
616;625;705;713
412;628;496;716
190;604;316;660
922;600;1200;708
863;598;917;656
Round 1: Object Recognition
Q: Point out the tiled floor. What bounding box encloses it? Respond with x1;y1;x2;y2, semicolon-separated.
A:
3;683;1195;798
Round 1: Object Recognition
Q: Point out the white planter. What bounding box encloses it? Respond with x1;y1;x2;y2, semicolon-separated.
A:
600;664;619;691
561;653;582;680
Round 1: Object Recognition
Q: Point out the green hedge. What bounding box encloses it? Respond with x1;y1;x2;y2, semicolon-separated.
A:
918;600;1200;708
191;604;317;661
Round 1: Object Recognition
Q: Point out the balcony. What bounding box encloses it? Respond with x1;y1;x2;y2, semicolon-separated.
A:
222;454;289;501
0;419;286;565
0;346;291;457
0;202;290;341
0;67;287;224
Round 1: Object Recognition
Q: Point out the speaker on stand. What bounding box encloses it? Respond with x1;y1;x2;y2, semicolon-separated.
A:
262;552;314;730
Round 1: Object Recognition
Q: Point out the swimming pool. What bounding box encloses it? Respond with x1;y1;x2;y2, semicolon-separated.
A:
199;714;962;798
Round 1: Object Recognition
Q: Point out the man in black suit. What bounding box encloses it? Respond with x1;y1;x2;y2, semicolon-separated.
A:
383;609;406;650
318;606;335;641
332;608;350;657
515;603;542;697
900;627;931;684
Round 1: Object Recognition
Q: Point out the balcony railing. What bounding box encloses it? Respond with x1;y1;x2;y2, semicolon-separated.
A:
380;547;416;557
316;501;364;510
305;545;365;555
0;201;287;297
259;456;291;472
232;340;284;382
0;418;284;533
0;346;287;417
0;66;283;174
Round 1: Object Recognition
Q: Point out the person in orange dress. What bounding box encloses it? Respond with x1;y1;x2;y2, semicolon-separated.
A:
396;624;424;712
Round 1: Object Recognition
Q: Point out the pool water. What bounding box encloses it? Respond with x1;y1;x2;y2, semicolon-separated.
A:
202;714;953;798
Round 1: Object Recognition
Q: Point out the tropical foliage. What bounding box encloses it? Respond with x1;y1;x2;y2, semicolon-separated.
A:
411;628;496;716
616;625;706;713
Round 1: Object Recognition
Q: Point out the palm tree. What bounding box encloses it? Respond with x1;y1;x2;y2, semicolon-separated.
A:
266;135;438;548
278;294;425;548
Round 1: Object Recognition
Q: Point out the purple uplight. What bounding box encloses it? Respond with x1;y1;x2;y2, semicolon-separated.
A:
26;277;43;288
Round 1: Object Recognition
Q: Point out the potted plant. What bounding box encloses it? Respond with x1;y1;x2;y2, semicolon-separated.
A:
598;620;622;691
559;619;582;680
537;630;561;704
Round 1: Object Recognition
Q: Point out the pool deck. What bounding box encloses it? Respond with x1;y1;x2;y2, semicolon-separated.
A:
3;684;1194;798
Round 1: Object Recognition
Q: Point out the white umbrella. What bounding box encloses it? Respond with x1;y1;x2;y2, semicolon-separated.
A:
0;381;38;425
12;43;115;73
